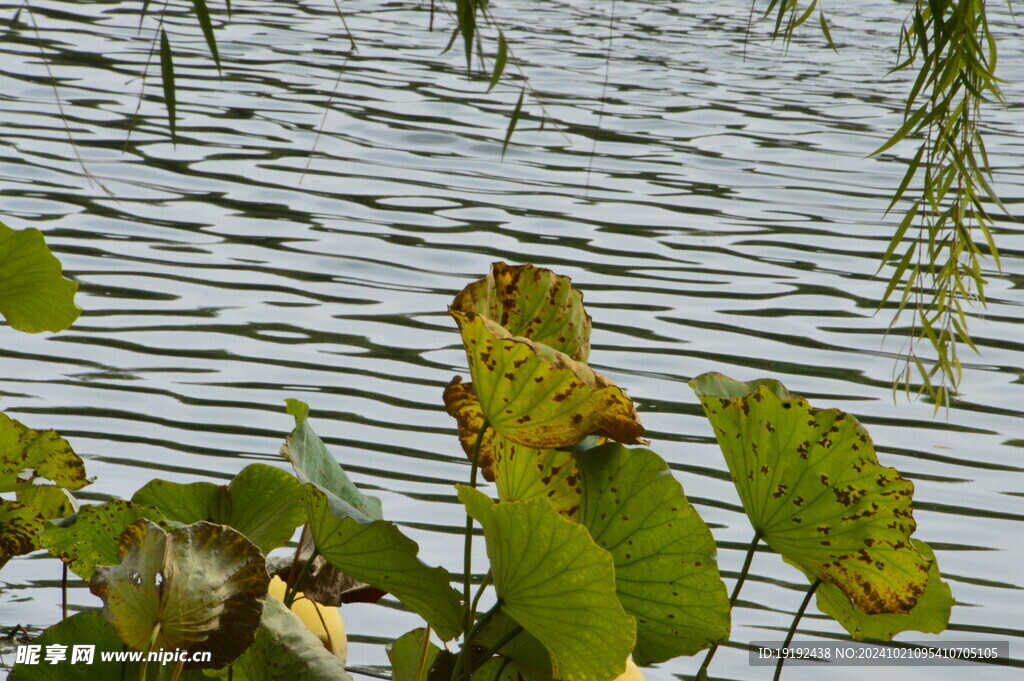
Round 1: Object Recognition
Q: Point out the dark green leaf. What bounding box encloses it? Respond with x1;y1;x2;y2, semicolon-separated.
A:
819;11;836;52
191;0;221;71
8;612;202;681
488;32;508;92
132;463;306;553
211;598;354;681
306;485;463;641
282;400;383;520
502;88;525;158
159;28;177;144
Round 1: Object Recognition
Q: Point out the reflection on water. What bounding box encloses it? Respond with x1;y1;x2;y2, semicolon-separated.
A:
1;0;1022;678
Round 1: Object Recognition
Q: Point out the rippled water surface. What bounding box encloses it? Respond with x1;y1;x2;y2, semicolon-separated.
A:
1;0;1022;678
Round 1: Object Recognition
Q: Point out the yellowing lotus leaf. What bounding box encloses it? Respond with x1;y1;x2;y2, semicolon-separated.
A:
449;311;644;451
0;412;91;493
452;262;592;361
691;372;929;615
788;539;952;641
492;433;581;519
443;376;498;480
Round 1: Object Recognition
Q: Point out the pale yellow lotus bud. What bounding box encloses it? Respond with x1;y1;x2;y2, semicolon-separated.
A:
268;575;348;661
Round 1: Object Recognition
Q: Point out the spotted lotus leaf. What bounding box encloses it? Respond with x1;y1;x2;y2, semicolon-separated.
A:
451;262;592;361
443;376;498;478
690;372;929;615
0;412;91;493
578;444;730;664
40;499;167;580
0;220;80;333
90;520;268;668
16;485;78;519
492;433;581;519
448;311;644;452
0;500;44;566
787;539;952;640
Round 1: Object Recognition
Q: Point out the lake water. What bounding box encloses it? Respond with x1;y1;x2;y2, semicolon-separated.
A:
1;0;1022;679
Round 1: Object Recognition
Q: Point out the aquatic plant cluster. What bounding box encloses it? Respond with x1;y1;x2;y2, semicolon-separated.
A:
0;239;953;681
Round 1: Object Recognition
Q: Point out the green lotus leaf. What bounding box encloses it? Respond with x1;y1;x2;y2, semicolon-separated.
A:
16;485;78;519
210;597;353;681
577;444;730;664
388;628;441;681
305;485;463;641
39;499;166;580
0;412;91;493
458;485;636;681
690;372;930;615
132;463;306;554
473;610;554;678
473;656;551;681
8;611;203;681
90;519;268;668
0;500;44;567
447;311;644;453
788;539;952;641
282;399;383;521
0;221;80;333
493;433;581;519
451;262;592;361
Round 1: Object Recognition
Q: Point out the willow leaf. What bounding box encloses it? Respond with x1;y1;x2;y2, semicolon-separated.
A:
159;28;177;144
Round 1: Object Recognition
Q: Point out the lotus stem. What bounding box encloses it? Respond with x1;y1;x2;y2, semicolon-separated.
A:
61;563;68;620
285;522;310;596
284;546;319;608
457;423;490;681
169;658;186;681
140;622;161;681
469;570;493;627
695;531;762;680
451;600;501;681
773;579;822;681
414;625;434;681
